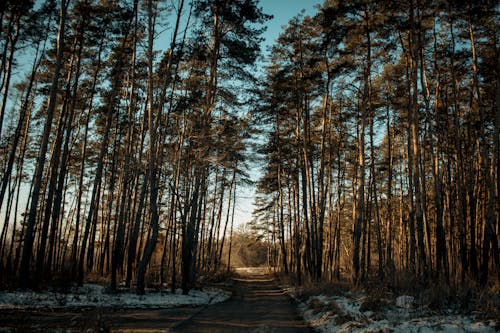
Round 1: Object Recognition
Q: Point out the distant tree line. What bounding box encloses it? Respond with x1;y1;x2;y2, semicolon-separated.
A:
253;0;499;287
0;0;270;294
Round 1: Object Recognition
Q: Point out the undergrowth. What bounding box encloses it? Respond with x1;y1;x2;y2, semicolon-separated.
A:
276;269;500;321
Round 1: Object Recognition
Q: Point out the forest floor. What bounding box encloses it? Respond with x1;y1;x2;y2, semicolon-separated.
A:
0;268;497;332
0;267;309;332
284;278;499;333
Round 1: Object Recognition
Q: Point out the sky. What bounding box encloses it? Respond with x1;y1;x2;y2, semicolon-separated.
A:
233;0;323;228
260;0;323;48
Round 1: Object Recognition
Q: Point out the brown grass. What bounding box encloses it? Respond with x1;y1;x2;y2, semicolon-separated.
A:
330;301;355;325
477;280;500;321
275;268;500;322
298;280;351;301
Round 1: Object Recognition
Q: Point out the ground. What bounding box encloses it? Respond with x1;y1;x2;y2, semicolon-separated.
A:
285;283;499;333
173;267;310;332
0;269;497;332
0;268;309;332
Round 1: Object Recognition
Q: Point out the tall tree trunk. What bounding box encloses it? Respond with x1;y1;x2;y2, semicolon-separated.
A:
19;0;68;288
0;12;20;140
277;164;289;274
78;23;132;286
0;36;43;227
226;174;236;272
465;6;500;285
181;174;201;294
218;169;236;266
136;0;160;295
71;37;103;278
47;35;83;272
409;0;427;277
36;35;80;276
353;100;365;284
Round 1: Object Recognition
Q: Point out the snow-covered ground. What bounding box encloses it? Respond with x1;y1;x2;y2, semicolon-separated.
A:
0;284;230;309
286;288;498;333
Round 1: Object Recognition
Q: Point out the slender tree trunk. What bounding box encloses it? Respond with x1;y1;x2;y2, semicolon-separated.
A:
227;175;236;272
465;7;500;285
78;24;132;286
136;0;160;295
0;13;20;140
218;169;236;266
353;89;366;283
277;164;289;274
36;35;81;276
409;0;427;277
47;37;83;272
0;36;43;225
19;0;68;288
71;36;103;277
181;174;201;294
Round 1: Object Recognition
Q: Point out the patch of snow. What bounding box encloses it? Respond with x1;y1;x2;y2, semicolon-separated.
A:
396;295;415;309
286;288;497;333
0;284;230;309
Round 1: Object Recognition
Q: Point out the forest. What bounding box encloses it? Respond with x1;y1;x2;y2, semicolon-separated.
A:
0;0;498;300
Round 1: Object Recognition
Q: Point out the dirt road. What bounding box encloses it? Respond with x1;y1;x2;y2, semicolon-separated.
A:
0;268;310;332
173;268;311;332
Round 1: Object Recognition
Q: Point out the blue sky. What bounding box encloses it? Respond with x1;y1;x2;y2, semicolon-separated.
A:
234;0;323;228
260;0;323;51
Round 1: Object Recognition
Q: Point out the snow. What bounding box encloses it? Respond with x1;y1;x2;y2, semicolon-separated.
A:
0;284;231;309
396;295;415;309
286;289;498;333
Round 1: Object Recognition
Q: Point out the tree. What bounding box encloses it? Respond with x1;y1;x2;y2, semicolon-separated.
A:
19;0;69;288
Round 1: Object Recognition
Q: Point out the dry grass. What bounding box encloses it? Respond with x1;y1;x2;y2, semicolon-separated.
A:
85;272;110;285
477;280;500;322
308;298;327;314
307;297;354;325
274;270;292;286
46;271;74;293
199;264;235;285
329;301;355;325
415;276;497;317
299;280;350;300
359;296;389;313
275;268;499;323
0;272;18;291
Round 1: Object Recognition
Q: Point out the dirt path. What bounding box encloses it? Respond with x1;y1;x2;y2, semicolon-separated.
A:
0;268;310;332
173;268;311;333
